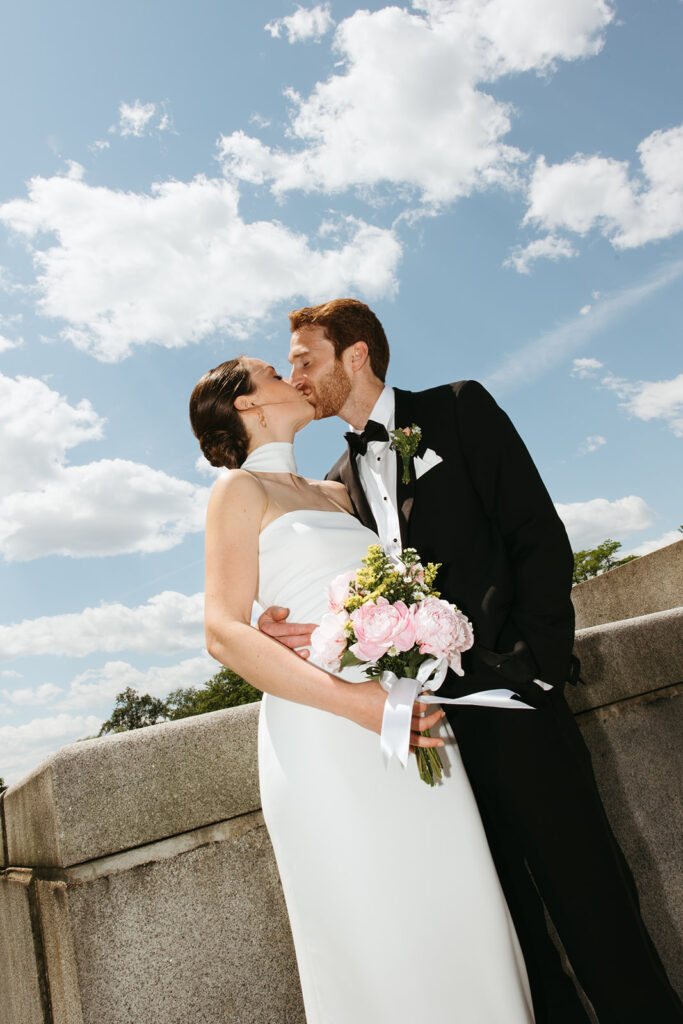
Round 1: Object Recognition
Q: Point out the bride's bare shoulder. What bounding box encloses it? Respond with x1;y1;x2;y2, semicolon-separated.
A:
208;468;268;518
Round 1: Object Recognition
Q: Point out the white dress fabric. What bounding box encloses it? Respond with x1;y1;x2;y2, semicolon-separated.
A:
257;509;535;1024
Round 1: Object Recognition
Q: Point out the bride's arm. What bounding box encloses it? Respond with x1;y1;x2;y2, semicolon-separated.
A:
204;471;444;747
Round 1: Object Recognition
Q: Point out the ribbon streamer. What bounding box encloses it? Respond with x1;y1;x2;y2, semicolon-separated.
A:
379;660;535;768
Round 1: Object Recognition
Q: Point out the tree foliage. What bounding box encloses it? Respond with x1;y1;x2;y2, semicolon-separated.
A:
0;777;7;795
97;668;260;737
165;667;260;719
98;686;169;736
572;538;638;585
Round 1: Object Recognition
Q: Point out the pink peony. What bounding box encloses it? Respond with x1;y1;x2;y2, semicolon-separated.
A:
310;611;349;670
350;597;416;662
413;597;474;676
327;570;357;613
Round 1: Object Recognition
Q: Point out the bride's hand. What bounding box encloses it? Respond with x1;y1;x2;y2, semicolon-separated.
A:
346;680;445;749
258;605;316;659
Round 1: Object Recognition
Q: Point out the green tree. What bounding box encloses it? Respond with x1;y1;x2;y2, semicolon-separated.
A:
572;538;638;585
165;667;260;720
0;777;7;795
98;686;168;736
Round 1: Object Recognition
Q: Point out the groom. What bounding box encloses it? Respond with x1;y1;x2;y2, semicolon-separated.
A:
259;298;682;1024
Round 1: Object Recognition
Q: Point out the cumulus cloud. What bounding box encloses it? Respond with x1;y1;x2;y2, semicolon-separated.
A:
602;370;683;437
0;371;209;561
0;173;401;361
0;712;103;785
220;0;613;205
577;434;606;455
503;233;577;273
622;529;682;558
2;682;63;706
0;591;204;661
63;652;218;709
266;4;334;43
523;124;683;252
555;495;654;548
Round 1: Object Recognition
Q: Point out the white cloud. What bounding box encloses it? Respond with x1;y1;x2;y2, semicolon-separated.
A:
0;335;19;352
523;124;683;251
64;652;218;709
503;233;576;274
555;495;654;549
484;258;683;393
266;4;334;43
0;712;103;785
117;100;158;137
0;591;204;661
578;434;606;455
622;529;682;558
1;669;22;678
571;357;603;378
602;370;683;437
0;458;209;562
0;371;209;561
2;682;63;706
195;455;221;478
579;305;591;316
0;173;401;361
221;0;613;205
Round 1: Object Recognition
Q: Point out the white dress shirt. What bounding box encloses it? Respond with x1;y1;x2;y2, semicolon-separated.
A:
349;386;403;559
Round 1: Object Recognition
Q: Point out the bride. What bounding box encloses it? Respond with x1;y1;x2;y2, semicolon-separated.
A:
190;356;535;1024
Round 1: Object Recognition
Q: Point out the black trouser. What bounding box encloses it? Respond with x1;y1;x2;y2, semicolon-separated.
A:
445;693;683;1024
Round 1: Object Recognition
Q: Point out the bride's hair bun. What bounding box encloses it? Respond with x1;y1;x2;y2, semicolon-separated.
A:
189;359;254;469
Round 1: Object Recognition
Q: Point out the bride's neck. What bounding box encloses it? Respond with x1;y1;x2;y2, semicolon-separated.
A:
246;428;296;454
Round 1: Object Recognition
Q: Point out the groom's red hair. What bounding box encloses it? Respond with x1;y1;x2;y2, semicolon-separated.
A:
289;298;390;382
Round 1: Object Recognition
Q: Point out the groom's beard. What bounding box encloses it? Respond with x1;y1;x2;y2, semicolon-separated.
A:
306;361;352;419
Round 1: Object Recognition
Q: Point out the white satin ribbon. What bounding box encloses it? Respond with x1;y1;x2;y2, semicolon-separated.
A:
379;661;535;768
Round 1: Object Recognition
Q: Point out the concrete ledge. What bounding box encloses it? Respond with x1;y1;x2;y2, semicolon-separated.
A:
0;793;7;870
569;606;683;714
5;701;261;869
578;690;683;988
0;869;46;1024
34;878;84;1024
572;537;683;629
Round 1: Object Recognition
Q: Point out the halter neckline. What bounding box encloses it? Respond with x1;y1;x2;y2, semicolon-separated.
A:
241;441;298;475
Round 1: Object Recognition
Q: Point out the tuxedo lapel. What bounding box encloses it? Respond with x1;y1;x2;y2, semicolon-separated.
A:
338;448;378;533
393;388;417;545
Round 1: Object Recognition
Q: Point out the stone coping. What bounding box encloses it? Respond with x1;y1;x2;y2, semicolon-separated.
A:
569;606;683;714
4;701;260;870
4;605;682;871
572;537;683;630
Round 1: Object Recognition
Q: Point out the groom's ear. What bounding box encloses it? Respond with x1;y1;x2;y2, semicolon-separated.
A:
344;341;369;373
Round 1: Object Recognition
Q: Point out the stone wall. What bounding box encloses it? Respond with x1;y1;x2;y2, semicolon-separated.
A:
1;539;682;1024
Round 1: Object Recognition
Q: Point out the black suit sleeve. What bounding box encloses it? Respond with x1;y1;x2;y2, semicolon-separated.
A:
452;380;575;684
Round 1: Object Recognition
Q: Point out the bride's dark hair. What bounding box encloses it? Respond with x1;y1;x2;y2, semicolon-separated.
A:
189;358;255;469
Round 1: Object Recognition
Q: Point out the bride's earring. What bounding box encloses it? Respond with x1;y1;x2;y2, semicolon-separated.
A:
258;409;267;429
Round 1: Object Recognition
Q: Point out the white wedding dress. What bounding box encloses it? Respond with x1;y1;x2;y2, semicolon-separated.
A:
254;492;535;1022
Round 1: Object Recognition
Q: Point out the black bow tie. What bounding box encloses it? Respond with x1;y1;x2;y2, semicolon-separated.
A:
344;419;390;456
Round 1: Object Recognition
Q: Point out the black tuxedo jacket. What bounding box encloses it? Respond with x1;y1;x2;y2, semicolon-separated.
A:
327;381;576;708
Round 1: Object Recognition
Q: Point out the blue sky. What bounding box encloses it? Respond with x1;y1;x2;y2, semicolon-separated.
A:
1;0;681;785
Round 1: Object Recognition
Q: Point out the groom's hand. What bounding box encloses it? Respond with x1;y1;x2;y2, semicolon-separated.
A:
258;605;316;659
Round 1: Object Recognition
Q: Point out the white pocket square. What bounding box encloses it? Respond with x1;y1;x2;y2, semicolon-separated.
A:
413;448;443;480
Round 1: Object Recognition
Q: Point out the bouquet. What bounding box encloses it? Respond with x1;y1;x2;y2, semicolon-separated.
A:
310;544;474;785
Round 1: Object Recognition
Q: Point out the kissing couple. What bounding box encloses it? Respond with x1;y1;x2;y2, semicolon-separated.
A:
190;298;681;1024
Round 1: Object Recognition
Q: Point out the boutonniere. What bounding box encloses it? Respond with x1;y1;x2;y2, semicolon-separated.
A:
389;424;422;484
